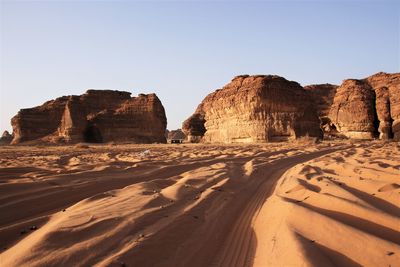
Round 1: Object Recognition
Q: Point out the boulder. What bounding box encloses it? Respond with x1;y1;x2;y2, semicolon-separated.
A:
11;90;167;144
183;75;322;143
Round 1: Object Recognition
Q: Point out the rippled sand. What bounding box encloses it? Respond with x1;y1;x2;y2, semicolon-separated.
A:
0;141;399;266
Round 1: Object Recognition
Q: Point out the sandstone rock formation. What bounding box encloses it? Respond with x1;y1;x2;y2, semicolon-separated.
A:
304;84;338;117
366;72;400;140
0;130;12;145
304;84;338;135
329;72;399;140
167;129;186;141
11;90;167;144
329;79;377;139
182;105;206;143
183;75;322;143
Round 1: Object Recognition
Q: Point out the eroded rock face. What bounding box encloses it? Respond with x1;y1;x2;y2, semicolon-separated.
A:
304;84;338;117
167;129;186;140
183;75;322;143
304;84;338;136
0;131;13;145
329;79;377;139
329;72;400;140
366;72;400;140
182;105;206;143
11;90;167;144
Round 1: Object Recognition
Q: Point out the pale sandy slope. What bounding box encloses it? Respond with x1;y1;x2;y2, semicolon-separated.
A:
0;141;398;266
253;141;400;267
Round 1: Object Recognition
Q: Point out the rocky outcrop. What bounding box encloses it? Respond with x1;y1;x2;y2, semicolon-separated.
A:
366;72;400;140
183;75;322;143
329;80;377;139
167;129;186;140
329;72;399;140
182;105;206;143
0;131;12;145
11;90;167;144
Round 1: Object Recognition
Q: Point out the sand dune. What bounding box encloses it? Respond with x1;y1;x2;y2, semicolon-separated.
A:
0;141;399;266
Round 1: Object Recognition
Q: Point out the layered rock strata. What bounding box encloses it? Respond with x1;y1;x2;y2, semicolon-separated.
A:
329;80;377;139
329;72;399;140
183;75;322;143
366;72;400;140
11;90;167;144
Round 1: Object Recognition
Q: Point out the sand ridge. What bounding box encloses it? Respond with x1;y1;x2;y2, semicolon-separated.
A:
0;141;399;266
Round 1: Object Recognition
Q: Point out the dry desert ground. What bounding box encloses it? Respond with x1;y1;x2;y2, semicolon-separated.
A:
0;141;399;266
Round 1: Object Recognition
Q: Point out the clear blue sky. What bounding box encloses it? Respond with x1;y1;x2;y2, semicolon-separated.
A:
1;0;399;132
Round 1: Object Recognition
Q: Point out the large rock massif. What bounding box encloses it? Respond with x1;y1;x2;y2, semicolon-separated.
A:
184;72;399;143
8;72;399;145
11;90;167;144
328;79;377;139
183;75;322;143
329;72;400;140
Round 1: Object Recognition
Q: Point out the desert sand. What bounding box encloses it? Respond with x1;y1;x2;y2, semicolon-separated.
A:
0;140;399;266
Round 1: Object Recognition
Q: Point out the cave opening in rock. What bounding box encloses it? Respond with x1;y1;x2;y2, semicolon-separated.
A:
83;123;103;143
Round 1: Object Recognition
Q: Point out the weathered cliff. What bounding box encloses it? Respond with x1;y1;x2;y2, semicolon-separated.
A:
11;90;167;144
183;75;322;143
366;72;400;140
329;80;377;139
329;72;399;140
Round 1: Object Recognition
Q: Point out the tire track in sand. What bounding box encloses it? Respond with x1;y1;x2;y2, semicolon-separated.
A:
214;147;346;267
102;147;347;267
